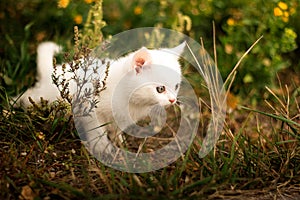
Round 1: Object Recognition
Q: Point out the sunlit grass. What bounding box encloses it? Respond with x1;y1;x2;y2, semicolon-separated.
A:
1;63;300;199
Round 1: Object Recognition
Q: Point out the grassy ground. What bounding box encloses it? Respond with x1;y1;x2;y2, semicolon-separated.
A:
0;67;299;199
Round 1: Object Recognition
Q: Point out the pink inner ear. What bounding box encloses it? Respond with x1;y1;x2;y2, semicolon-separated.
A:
132;47;152;74
136;58;145;67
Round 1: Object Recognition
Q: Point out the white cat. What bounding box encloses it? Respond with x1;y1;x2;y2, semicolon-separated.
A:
14;41;185;156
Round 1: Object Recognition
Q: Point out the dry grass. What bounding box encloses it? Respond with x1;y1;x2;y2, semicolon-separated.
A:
1;72;300;199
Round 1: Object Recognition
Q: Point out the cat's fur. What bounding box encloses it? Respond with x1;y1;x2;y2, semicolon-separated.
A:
14;42;63;106
14;41;185;154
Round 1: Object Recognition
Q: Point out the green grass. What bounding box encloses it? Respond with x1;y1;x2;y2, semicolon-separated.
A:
1;75;300;199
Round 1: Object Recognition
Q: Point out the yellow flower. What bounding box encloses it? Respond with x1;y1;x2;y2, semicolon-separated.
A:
282;16;289;22
227;18;235;26
74;15;83;24
290;7;296;15
134;6;143;15
278;2;288;10
84;0;94;4
283;11;289;18
58;0;70;8
274;7;283;16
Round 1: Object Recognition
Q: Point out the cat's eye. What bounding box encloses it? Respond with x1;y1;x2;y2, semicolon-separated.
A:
175;83;179;90
156;86;166;93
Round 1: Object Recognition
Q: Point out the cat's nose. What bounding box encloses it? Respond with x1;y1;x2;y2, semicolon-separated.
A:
169;99;176;104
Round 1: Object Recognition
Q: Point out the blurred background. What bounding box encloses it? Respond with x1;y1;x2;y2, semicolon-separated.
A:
1;0;299;104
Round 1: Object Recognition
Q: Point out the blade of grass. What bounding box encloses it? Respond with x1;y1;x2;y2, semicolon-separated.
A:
241;106;300;128
35;178;85;197
171;176;212;196
224;35;263;88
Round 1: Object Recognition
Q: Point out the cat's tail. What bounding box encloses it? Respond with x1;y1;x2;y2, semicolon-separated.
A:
36;42;62;82
12;42;62;107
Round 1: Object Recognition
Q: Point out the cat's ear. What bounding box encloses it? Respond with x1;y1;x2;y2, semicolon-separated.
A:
132;47;152;74
169;41;186;57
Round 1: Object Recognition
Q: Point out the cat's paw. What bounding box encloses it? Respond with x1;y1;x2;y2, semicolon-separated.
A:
81;132;116;160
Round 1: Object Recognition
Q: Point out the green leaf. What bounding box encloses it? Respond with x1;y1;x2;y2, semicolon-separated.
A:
3;74;13;85
243;74;253;83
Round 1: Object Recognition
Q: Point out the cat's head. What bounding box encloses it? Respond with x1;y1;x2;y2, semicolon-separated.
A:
128;42;185;107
